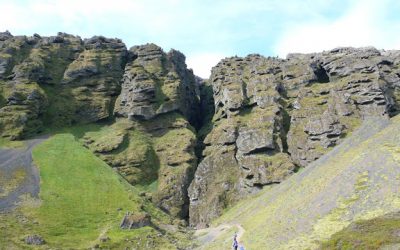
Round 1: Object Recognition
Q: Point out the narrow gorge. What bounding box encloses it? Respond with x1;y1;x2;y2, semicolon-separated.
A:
1;31;400;249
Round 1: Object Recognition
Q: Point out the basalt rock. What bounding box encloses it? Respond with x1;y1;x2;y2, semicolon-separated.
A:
0;32;82;138
189;47;400;227
120;212;151;230
82;44;200;219
2;32;400;230
0;32;129;138
114;44;199;126
61;36;127;123
25;235;45;245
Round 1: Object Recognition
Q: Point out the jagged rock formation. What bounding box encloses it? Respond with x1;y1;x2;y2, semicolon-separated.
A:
189;47;400;227
114;44;199;125
61;36;127;123
197;116;400;249
83;44;199;219
0;32;126;138
0;32;199;220
2;31;400;230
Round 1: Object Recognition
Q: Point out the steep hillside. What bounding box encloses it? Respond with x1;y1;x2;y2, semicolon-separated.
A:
196;115;400;249
0;127;193;249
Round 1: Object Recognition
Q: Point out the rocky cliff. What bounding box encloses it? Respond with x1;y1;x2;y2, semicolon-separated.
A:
188;47;400;227
2;31;400;229
0;32;199;220
0;32;127;137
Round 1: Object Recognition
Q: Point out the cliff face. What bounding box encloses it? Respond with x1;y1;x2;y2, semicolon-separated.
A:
0;32;127;138
0;32;199;219
188;47;400;227
2;31;400;227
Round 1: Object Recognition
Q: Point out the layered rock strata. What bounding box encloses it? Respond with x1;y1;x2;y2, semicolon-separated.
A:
189;47;400;227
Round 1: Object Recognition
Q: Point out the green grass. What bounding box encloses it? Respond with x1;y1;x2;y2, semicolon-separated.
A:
321;213;400;249
0;137;25;149
0;131;190;249
31;133;143;248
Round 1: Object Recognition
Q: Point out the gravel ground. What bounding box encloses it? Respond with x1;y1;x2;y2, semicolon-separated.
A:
0;136;48;211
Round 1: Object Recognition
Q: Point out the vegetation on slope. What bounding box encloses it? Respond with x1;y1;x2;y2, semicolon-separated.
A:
0;127;192;249
321;212;400;249
197;116;400;249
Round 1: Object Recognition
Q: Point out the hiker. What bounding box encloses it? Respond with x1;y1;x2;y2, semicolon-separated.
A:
232;239;238;250
238;243;245;250
233;233;238;250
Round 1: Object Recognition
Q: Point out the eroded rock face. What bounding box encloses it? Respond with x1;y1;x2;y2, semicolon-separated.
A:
114;44;199;126
0;34;200;219
61;36;127;123
0;32;83;138
110;44;200;218
189;56;296;227
82;44;200;219
0;32;128;138
189;47;400;227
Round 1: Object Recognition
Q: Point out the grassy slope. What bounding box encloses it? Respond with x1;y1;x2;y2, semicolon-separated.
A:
200;116;400;250
321;212;400;249
0;127;191;249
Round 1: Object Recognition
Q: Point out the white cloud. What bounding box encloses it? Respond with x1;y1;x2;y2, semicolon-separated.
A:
2;0;400;76
186;52;225;78
273;0;400;58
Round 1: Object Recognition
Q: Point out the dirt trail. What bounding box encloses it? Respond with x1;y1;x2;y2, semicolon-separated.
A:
0;135;48;211
194;223;245;248
234;224;245;242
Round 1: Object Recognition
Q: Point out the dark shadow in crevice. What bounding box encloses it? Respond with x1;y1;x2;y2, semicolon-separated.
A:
312;63;330;83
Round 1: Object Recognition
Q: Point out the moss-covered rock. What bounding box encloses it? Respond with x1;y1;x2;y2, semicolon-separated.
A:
82;113;198;220
189;47;400;227
114;44;199;126
189;55;296;227
61;36;127;123
0;33;127;138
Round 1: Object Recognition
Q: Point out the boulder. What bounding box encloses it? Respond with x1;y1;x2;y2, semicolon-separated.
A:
120;212;151;229
25;235;45;245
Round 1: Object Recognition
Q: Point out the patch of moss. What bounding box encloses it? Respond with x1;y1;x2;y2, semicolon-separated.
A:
321;212;400;249
81;120;160;187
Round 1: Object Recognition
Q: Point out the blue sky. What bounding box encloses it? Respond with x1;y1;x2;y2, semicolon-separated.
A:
1;0;400;77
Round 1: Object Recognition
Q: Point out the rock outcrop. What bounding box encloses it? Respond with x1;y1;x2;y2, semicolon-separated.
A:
114;44;199;126
83;44;199;219
0;32;126;138
120;212;151;229
60;35;127;123
189;47;400;227
2;31;400;229
0;34;198;220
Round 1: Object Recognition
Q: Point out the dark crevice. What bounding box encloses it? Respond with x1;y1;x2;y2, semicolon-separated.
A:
312;63;330;83
253;182;281;189
194;81;215;163
243;146;275;155
245;174;254;180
